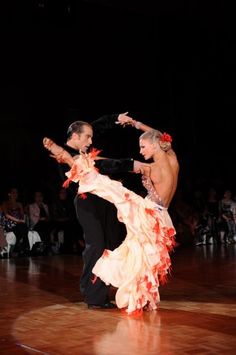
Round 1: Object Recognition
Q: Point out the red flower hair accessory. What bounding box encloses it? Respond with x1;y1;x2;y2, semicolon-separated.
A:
160;132;172;143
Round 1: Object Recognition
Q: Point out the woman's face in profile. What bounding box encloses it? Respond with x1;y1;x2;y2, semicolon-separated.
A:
139;138;156;160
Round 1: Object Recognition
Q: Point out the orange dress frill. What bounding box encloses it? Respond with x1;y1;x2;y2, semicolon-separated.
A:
64;153;176;314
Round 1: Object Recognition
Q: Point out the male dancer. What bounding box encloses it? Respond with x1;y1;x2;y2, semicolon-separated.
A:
55;112;142;309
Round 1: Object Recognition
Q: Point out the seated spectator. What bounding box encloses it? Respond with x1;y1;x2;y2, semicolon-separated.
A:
218;189;236;244
0;203;8;257
2;187;30;256
50;187;84;254
27;190;53;252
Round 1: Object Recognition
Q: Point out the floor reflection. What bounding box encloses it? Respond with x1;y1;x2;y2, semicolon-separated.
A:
93;312;164;355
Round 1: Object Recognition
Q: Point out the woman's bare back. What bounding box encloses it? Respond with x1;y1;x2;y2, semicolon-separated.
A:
146;149;179;207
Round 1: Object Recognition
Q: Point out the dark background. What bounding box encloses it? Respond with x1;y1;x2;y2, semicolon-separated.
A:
0;0;235;199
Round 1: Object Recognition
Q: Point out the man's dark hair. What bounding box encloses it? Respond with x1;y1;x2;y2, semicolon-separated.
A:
67;121;92;140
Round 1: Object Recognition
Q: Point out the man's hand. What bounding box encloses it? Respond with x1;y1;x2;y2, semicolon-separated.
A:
133;160;150;174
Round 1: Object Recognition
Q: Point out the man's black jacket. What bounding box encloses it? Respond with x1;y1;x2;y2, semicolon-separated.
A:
58;113;134;194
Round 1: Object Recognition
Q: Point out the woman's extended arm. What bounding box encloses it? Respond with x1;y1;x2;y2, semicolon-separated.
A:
116;115;161;133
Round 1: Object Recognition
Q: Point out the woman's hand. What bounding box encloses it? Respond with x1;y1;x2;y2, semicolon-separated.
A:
115;112;135;127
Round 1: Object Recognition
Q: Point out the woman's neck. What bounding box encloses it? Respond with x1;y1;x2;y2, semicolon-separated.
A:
153;149;164;162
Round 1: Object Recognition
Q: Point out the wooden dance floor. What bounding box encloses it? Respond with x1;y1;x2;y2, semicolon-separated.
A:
1;244;236;354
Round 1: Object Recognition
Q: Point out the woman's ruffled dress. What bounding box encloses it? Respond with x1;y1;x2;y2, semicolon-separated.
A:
64;151;176;314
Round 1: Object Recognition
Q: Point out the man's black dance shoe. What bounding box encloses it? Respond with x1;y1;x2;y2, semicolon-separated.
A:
88;302;117;310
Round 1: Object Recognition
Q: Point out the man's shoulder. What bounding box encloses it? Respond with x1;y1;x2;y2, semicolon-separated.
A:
64;144;79;157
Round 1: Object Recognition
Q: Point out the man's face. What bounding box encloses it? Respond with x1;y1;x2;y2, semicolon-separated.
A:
72;125;93;152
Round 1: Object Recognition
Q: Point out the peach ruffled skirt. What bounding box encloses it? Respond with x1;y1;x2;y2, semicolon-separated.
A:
65;156;176;314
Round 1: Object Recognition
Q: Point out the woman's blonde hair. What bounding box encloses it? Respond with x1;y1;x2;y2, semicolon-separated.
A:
139;129;172;152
